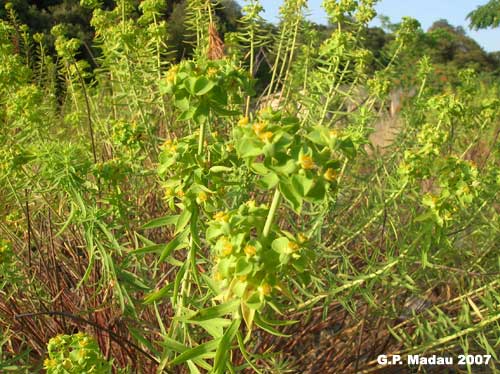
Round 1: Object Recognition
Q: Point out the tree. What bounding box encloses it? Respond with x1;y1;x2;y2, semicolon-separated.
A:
427;19;497;71
467;0;500;30
2;0;245;63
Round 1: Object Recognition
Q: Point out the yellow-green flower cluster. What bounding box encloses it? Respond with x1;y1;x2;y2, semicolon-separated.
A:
0;240;12;264
44;333;111;374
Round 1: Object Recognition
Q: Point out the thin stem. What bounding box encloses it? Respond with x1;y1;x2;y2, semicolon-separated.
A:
198;120;206;156
263;188;281;238
266;22;286;97
245;25;255;117
24;188;31;269
153;13;170;137
72;58;97;165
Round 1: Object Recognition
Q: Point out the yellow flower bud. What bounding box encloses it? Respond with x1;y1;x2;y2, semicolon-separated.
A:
252;121;266;134
323;168;337;181
329;129;339;138
222;240;233;256
207;67;218;77
44;359;56;369
258;283;272;296
297;233;308;243
244;245;257;256
78;337;89;348
258;131;273;142
238;116;249;127
162;139;177;152
287;241;299;253
214;211;229;222
166;65;179;83
299;155;315;170
164;187;174;199
197;191;208;204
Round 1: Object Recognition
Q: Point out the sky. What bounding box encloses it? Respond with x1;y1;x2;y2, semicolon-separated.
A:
236;0;499;52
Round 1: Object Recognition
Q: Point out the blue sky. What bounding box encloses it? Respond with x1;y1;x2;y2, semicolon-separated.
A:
236;0;499;52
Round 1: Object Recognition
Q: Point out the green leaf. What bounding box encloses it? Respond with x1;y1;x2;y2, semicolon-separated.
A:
271;237;289;254
130;243;165;256
256;314;298;327
254;314;291;337
169;339;220;366
185;77;198;95
174;91;190;111
210;102;240;116
118;269;149;291
196;318;231;338
269;158;297;176
241;303;256;331
211;85;228;106
160;230;189;262
235;257;252;276
213;319;240;374
129;327;158;355
142;215;179;230
279;180;302;213
178;107;197;121
306;125;330;147
245;291;263;310
193;100;210;123
186;300;240;322
414;210;434;223
251;162;269;175
194;76;215;96
237;138;264;158
340;138;357;158
305;180;326;202
143;283;173;304
175;209;192;235
292;174;314;197
258;172;279;190
206;222;229;242
186;76;215;96
188;361;202;374
161;336;187;353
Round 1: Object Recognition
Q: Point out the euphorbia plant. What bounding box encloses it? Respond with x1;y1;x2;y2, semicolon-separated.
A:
151;47;368;371
44;333;112;374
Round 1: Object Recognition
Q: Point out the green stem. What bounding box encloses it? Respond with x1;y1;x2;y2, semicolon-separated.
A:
198;120;206;156
263;188;281;238
245;26;255;117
